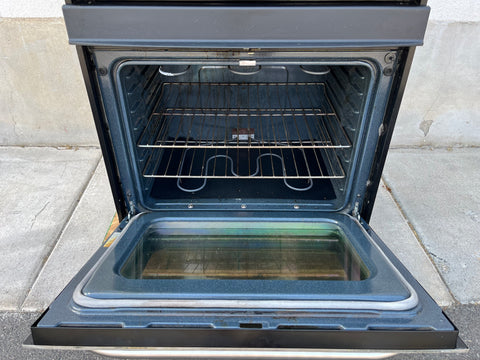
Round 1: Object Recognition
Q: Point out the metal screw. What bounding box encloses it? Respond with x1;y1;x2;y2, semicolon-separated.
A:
383;67;393;76
294;205;300;209
98;67;108;76
241;204;247;209
384;53;396;64
187;203;194;209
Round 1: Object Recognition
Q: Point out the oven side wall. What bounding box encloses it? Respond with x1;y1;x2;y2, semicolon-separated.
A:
76;46;128;219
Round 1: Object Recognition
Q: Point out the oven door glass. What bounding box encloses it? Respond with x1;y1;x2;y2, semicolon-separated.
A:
121;225;369;281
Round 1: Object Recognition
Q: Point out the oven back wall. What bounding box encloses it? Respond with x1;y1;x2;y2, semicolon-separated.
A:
0;0;479;147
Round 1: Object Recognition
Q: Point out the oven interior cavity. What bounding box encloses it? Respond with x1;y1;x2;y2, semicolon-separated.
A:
118;63;372;206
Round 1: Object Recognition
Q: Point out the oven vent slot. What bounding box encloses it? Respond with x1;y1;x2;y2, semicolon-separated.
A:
147;323;214;329
239;322;263;329
277;325;344;330
58;322;123;328
367;326;435;331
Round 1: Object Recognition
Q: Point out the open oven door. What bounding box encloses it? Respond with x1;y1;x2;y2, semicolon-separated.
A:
27;211;465;358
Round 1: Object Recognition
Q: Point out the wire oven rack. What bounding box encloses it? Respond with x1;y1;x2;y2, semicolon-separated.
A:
137;82;351;191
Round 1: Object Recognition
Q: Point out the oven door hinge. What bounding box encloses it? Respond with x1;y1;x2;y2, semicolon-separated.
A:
127;200;136;221
352;201;361;220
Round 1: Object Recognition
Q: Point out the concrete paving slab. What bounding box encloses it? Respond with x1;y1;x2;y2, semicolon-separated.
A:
0;312;113;360
370;183;453;307
0;147;101;310
22;160;116;311
382;148;480;304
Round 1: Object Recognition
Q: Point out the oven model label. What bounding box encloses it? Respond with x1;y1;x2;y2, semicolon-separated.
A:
232;128;255;141
239;60;256;67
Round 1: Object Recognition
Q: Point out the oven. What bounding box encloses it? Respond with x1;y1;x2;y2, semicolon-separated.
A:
27;0;464;358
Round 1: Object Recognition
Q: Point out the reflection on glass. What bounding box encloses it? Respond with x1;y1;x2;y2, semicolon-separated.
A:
121;223;368;281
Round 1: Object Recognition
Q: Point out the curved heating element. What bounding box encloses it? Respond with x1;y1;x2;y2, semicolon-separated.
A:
177;148;313;192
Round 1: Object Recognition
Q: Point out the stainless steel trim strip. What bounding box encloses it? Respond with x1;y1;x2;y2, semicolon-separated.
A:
94;348;396;359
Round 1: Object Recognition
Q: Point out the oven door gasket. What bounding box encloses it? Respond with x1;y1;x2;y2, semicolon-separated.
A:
72;212;418;311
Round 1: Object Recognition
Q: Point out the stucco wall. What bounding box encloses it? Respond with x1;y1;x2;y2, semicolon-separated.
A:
427;0;480;22
0;18;96;145
391;0;480;147
0;1;479;146
1;0;478;20
0;0;64;17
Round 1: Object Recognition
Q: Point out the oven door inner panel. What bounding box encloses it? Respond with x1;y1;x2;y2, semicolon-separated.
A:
76;213;414;310
122;223;367;281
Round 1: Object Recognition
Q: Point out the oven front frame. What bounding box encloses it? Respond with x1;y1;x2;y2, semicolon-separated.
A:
86;49;398;217
78;45;414;222
70;1;427;221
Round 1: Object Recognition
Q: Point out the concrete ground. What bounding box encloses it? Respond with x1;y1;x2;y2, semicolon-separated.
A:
0;146;479;359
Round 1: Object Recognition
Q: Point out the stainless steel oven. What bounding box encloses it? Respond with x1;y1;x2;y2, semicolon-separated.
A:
27;0;465;357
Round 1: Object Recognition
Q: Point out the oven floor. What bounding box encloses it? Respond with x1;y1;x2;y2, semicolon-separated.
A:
150;177;336;200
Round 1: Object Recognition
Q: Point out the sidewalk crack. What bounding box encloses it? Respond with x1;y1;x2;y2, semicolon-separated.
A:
381;176;459;306
30;201;50;231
